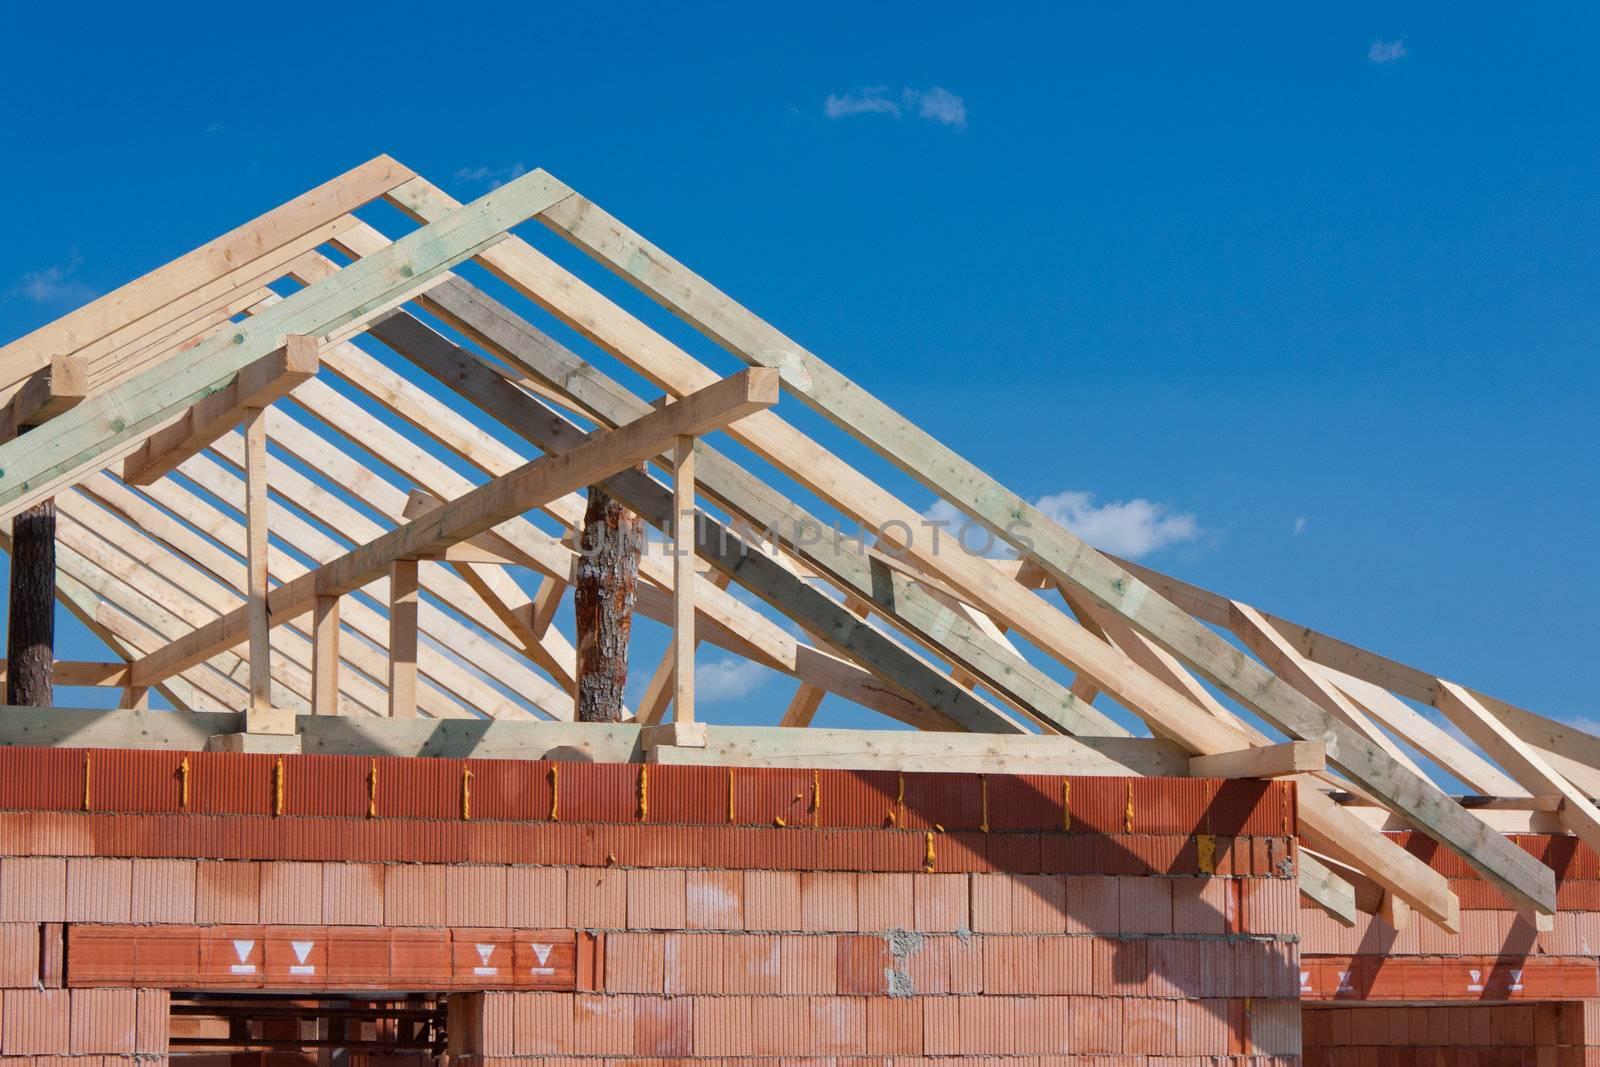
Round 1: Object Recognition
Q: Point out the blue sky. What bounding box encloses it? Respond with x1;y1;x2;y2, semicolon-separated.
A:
1;4;1595;743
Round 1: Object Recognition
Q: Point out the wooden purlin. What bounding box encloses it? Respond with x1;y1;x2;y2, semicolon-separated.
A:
384;174;1462;929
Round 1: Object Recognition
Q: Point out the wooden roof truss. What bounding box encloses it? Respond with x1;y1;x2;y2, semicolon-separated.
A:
0;156;1591;934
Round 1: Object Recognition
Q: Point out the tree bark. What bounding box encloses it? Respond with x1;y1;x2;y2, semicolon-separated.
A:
574;483;642;722
6;498;56;707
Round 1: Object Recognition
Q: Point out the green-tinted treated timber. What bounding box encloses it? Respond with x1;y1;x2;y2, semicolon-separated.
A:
534;181;1557;918
366;308;1008;735
0;169;571;522
412;276;1120;737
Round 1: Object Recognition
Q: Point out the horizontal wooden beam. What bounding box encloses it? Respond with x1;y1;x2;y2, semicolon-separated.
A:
128;368;778;687
1189;740;1325;779
0;659;131;687
121;335;319;484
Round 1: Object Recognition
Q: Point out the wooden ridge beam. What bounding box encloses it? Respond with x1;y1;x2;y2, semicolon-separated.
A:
0;167;571;523
529;177;1551;919
128;368;778;687
121;335;319;484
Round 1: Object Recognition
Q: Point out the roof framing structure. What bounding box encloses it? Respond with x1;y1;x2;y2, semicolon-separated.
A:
0;155;1589;934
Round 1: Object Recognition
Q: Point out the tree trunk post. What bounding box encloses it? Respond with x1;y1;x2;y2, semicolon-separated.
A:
574;483;643;723
6;498;56;707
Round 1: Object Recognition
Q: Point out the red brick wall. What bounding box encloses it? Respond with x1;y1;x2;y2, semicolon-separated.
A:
0;749;1302;1061
1303;1003;1594;1066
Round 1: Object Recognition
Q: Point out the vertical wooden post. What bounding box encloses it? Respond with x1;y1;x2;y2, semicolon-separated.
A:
311;594;341;715
670;435;697;727
388;559;418;718
242;406;273;729
119;686;151;711
5;498;56;708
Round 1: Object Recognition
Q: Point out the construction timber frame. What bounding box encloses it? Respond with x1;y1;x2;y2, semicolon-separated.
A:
0;154;1588;938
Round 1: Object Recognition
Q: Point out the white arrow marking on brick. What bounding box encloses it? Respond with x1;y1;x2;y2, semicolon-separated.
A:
290;940;317;974
473;943;499;976
1468;969;1485;992
1299;971;1311;993
230;939;257;974
529;942;555;974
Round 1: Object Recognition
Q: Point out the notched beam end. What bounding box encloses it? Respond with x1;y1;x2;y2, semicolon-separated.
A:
121;335;321;485
1189;739;1326;779
0;355;90;441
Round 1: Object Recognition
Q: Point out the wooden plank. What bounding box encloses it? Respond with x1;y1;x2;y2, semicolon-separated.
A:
243;406;273;726
647;725;1191;775
311;595;340;716
1189;741;1325;779
1299;851;1359;927
128;368;778;687
637;569;730;726
670;435;697;727
0;357;89;440
0;660;131;686
121;335;319;484
0;168;571;523
388;559;419;718
532;180;1553;918
1437;681;1600;864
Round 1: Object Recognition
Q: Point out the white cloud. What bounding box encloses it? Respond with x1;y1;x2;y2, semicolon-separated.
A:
1293;517;1308;536
695;657;769;701
454;162;528;189
8;250;95;307
823;86;967;129
914;87;967;128
925;489;1202;560
1369;39;1408;63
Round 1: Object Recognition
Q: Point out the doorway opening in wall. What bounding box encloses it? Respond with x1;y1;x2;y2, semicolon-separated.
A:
168;992;447;1063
